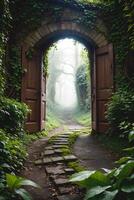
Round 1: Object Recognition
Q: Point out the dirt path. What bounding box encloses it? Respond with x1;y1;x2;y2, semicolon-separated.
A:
73;134;118;170
20;125;66;200
20;124;118;200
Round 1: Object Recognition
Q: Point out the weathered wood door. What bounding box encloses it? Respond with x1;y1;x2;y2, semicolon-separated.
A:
40;57;46;130
21;45;46;132
92;44;114;133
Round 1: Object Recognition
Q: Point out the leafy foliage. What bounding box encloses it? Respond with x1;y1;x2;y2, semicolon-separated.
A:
0;97;29;135
123;0;134;49
6;46;22;99
106;82;134;138
0;129;27;174
0;129;29;199
0;173;39;200
0;0;12;96
70;132;134;200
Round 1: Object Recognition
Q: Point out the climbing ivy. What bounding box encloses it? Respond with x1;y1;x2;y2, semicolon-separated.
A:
98;1;129;66
6;0;99;96
6;45;22;99
0;0;12;96
1;0;134;97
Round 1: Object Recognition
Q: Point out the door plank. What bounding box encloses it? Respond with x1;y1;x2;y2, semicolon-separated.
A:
21;45;40;132
92;44;114;133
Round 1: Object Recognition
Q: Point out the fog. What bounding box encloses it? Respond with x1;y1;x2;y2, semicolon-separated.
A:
46;38;91;124
47;39;85;110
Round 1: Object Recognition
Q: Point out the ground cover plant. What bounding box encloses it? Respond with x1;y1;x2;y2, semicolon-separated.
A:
70;131;134;200
0;101;60;199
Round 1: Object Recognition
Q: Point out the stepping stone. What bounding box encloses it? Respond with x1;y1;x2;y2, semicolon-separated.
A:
64;168;75;174
53;139;68;142
51;156;64;163
46;166;65;175
57;194;81;200
45;146;53;150
63;155;77;162
60;134;70;136
35;159;43;165
43;157;52;164
53;145;65;149
44;150;55;155
54;149;62;154
54;142;68;145
58;186;73;194
53;177;69;186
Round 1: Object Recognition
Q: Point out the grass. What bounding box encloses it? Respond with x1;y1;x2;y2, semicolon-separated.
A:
74;111;91;127
61;146;71;155
68;161;86;172
45;112;60;131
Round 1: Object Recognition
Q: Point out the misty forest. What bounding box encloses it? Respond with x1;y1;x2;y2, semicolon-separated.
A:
46;39;91;126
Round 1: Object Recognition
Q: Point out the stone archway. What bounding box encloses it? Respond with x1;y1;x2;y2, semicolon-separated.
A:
21;8;114;133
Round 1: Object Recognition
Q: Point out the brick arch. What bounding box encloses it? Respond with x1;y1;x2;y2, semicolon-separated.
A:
24;21;108;49
23;7;108;49
21;9;114;133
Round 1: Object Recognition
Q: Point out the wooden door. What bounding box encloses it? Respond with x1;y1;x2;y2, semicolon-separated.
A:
92;44;114;133
40;57;46;130
21;45;41;132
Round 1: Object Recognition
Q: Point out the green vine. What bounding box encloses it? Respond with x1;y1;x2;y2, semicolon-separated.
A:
1;0;134;97
25;47;35;60
6;45;22;99
43;50;49;77
0;0;12;96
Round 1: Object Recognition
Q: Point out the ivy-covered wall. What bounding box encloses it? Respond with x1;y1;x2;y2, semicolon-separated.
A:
0;0;11;96
5;0;100;99
0;0;134;99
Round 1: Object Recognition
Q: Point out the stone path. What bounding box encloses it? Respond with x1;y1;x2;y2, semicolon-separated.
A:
21;124;118;200
35;131;84;200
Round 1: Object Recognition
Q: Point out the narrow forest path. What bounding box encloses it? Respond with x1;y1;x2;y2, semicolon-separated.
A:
20;123;118;200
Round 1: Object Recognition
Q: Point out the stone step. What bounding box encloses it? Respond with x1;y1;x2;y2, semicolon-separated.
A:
53;145;66;149
53;139;68;143
54;149;63;154
44;150;55;156
46;166;65;175
53;142;69;146
64;168;75;174
63;155;77;162
43;157;53;164
45;146;54;150
53;177;69;186
35;159;43;165
51;156;65;163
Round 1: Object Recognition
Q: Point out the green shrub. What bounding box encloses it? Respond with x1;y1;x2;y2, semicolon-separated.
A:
0;98;29;135
0;129;28;199
0;129;27;174
106;85;134;138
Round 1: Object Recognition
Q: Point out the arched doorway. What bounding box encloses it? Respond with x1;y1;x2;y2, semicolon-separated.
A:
21;10;114;133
